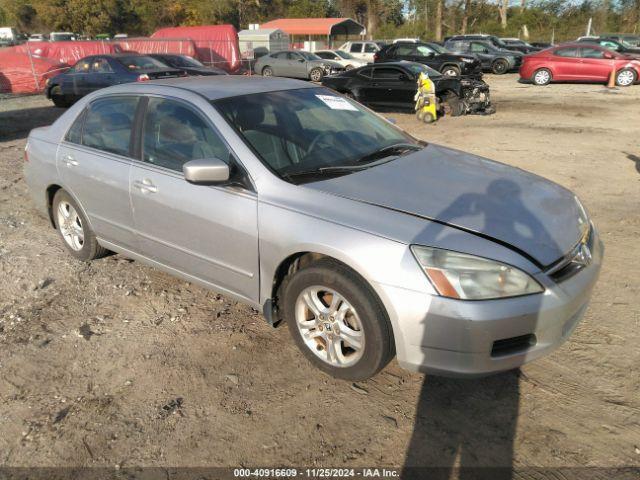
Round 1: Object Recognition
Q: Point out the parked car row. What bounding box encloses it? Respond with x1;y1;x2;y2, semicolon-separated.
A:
45;53;226;107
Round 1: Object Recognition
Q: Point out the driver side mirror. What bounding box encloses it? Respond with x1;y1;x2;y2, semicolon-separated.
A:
298;58;305;62
603;51;614;59
183;158;230;185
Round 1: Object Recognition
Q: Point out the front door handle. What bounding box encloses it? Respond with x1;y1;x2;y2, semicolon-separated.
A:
63;154;78;166
133;179;158;194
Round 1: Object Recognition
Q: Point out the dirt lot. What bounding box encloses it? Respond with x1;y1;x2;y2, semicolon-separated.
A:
0;75;639;476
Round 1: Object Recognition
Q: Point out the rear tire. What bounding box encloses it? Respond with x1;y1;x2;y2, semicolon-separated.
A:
616;68;636;87
492;59;509;75
261;66;273;77
50;86;71;108
532;68;552;86
52;190;108;261
281;258;395;381
309;67;324;82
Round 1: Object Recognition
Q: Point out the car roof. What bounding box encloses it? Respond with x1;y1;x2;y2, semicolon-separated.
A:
131;75;316;100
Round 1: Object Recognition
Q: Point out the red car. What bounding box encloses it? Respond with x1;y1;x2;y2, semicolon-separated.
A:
520;43;640;87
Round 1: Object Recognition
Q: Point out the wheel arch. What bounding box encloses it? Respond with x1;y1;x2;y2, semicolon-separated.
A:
45;183;94;232
264;249;385;327
440;62;461;73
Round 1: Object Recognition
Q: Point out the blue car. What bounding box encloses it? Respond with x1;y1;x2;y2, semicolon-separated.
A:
45;54;186;107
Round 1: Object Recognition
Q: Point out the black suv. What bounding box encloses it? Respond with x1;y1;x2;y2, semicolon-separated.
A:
374;41;482;78
446;34;531;54
444;39;523;74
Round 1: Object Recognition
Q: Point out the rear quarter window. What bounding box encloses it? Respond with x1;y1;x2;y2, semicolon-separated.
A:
65;110;86;144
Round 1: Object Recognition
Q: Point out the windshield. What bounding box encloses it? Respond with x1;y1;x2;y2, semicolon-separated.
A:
118;56;168;71
492;36;509;48
215;87;421;183
299;51;321;61
168;55;204;67
405;62;442;78
51;33;74;41
426;43;447;54
335;50;355;59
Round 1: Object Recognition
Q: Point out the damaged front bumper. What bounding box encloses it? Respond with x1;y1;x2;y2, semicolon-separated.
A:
460;78;495;115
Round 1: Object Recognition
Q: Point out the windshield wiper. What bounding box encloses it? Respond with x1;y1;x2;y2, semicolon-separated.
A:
282;165;367;181
356;143;423;164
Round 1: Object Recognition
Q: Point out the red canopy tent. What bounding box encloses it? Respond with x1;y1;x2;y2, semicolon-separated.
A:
116;37;197;57
0;50;66;93
151;25;241;71
13;40;120;66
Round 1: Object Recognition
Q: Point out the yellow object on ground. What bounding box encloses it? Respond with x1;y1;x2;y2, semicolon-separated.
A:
414;71;438;123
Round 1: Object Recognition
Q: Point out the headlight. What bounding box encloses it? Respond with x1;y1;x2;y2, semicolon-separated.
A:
575;196;590;238
411;246;543;300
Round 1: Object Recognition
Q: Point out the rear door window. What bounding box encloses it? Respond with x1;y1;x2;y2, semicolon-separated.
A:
471;42;489;53
142;97;230;172
82;97;138;157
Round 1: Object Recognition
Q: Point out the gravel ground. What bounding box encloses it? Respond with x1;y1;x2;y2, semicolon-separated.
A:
0;75;638;475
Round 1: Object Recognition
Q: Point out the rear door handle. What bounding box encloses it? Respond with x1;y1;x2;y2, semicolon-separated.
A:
63;154;78;166
133;179;157;194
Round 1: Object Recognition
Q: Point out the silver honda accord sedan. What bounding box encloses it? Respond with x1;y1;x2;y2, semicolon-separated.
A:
24;76;603;380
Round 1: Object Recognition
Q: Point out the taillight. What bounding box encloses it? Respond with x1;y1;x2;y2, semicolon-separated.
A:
137;74;150;82
24;144;29;162
374;53;379;61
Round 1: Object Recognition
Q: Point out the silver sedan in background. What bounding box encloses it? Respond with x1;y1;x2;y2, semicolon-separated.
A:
253;50;345;81
24;76;602;380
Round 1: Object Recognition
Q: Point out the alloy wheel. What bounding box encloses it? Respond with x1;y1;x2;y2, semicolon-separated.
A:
294;286;365;368
534;69;550;85
617;70;635;86
57;200;84;251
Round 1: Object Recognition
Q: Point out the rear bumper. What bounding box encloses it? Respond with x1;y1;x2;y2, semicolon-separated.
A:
377;231;603;377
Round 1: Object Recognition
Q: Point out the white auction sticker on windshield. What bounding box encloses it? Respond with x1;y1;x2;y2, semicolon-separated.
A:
315;94;358;111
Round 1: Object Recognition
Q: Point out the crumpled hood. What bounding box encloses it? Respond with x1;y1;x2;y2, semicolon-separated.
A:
305;145;585;267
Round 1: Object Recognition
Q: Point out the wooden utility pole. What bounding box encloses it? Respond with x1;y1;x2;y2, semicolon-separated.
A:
462;0;471;34
435;0;443;40
498;0;508;29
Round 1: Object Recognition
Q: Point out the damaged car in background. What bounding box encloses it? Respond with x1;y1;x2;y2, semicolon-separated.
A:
253;50;345;82
321;61;494;117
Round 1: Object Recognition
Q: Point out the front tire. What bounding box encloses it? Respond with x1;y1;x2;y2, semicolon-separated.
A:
441;65;460;77
532;68;552;86
281;258;394;381
616;68;636;87
52;190;108;261
309;67;324;82
261;66;273;77
492;59;509;75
